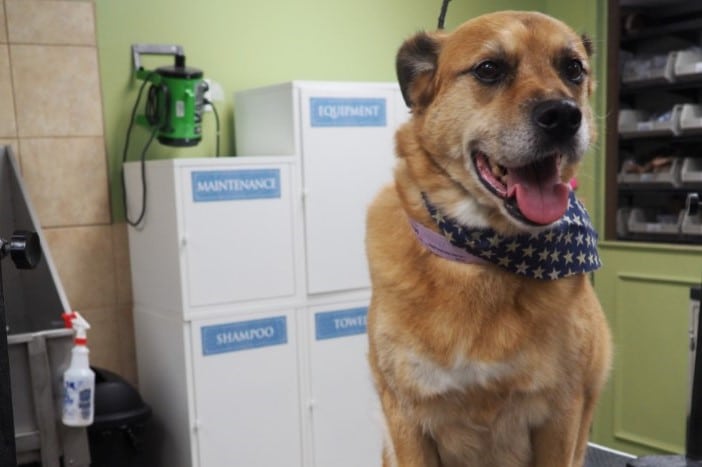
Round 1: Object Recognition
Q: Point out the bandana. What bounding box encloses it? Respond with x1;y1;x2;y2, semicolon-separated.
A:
411;190;601;280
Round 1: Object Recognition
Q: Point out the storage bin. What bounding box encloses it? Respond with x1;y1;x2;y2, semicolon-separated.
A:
622;51;676;85
618;106;682;138
674;47;702;81
627;208;683;235
681;158;702;187
682;209;702;237
617;208;631;237
680;104;702;134
618;157;681;188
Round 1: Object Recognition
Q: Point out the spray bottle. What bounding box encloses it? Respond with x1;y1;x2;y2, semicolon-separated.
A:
61;311;95;426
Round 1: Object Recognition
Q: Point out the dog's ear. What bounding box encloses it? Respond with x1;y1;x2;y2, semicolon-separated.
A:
396;31;442;109
581;33;594;57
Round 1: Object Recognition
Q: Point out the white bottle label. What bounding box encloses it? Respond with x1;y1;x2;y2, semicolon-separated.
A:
63;377;94;425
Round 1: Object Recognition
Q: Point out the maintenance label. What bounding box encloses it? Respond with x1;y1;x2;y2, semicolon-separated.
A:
191;168;281;202
310;97;386;127
201;316;288;355
315;307;368;340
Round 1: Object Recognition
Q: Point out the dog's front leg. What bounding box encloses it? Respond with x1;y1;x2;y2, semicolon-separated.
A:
530;391;588;467
378;388;441;467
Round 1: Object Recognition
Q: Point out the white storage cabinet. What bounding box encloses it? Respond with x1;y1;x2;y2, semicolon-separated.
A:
303;300;380;467
125;156;305;318
127;82;407;467
125;157;306;467
235;81;409;295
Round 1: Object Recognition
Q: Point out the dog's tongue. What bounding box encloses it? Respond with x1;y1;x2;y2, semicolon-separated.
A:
506;157;569;225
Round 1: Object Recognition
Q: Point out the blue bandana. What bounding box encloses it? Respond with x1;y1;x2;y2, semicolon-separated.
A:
415;190;601;280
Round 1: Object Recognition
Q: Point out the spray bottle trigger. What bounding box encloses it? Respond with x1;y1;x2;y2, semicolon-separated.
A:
61;312;77;329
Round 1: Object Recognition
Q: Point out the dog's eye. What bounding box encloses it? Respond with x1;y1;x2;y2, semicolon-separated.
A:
472;60;505;84
563;59;585;83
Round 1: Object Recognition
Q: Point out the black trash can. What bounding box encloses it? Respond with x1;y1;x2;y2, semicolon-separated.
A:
87;367;152;467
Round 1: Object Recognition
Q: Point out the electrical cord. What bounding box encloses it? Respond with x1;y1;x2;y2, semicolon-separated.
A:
437;0;451;29
122;75;221;227
121;72;156;228
205;98;221;157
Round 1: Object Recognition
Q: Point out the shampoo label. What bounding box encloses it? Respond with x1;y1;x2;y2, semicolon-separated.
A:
201;316;288;356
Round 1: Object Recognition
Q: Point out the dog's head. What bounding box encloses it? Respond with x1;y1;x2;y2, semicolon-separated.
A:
397;11;595;233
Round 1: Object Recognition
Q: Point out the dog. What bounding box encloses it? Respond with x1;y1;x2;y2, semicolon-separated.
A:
366;11;612;467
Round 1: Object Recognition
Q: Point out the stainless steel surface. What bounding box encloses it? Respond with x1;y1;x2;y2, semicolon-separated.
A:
586;443;636;467
0;145;88;466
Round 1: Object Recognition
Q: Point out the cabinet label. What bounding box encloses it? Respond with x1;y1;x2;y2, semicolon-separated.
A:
201;316;288;355
315;307;368;340
191;169;281;202
310;97;386;127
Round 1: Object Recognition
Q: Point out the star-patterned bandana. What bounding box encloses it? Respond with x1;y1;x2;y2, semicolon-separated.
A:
411;190;601;280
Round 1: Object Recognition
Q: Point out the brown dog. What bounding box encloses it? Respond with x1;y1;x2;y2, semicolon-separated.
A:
366;11;612;467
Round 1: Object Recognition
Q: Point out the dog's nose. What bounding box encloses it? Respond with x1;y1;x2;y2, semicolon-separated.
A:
532;99;582;140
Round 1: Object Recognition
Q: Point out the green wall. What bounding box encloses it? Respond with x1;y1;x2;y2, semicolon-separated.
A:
95;0;549;220
543;0;607;230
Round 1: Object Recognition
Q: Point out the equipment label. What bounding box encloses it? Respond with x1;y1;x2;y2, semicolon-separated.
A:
315;307;368;340
201;316;288;355
310;97;386;127
191;169;281;202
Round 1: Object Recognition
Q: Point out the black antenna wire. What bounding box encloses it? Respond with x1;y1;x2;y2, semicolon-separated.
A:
437;0;452;29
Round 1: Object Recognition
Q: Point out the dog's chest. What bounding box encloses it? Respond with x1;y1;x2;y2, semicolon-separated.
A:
406;351;518;397
413;375;553;467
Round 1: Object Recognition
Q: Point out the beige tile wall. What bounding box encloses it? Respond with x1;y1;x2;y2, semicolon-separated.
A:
2;0;137;385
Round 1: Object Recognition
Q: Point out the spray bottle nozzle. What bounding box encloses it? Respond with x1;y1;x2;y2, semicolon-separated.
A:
61;311;91;345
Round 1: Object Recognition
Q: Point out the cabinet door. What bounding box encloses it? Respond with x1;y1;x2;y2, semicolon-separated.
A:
306;302;382;467
300;86;400;294
191;310;303;467
593;245;696;456
180;161;299;310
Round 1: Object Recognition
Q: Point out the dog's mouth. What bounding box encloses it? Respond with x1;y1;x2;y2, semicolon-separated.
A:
472;151;570;226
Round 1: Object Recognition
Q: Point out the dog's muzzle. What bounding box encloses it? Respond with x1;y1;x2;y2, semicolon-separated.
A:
472;99;584;227
532;99;582;142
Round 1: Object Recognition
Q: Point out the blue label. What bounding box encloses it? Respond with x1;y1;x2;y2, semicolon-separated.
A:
191;169;281;202
315;307;368;340
201;316;288;355
310;97;386;127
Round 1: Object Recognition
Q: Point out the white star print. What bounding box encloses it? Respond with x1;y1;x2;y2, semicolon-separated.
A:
538;248;550;261
564;251;574;264
420;191;600;280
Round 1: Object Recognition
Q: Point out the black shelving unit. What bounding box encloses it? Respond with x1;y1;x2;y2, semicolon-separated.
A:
607;0;702;244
